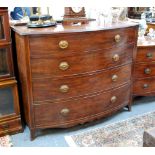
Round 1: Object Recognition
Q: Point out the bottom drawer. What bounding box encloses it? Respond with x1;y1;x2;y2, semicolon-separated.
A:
34;83;131;128
0;118;22;135
133;77;155;95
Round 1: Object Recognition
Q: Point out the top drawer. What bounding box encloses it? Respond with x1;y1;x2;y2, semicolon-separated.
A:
29;27;137;56
136;46;155;62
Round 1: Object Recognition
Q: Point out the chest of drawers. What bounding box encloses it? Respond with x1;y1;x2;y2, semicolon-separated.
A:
133;37;155;96
11;22;138;140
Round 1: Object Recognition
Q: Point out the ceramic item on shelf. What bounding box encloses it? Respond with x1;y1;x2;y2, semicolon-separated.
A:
138;13;148;41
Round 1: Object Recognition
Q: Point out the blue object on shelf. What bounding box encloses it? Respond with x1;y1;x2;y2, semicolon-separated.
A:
10;7;31;20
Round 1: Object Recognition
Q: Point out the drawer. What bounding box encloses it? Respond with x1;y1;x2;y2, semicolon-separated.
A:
31;44;134;78
34;84;131;127
30;27;136;56
134;63;155;79
32;64;132;102
0;118;21;134
136;46;155;62
133;77;155;95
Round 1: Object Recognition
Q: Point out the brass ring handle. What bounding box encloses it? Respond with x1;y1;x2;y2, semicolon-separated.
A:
144;68;151;74
146;53;153;59
112;54;119;62
111;96;117;103
59;62;69;70
59;40;69;49
112;75;118;82
60;108;70;116
143;84;149;89
59;85;69;93
115;34;121;43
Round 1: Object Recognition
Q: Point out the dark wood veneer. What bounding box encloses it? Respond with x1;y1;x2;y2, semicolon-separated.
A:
31;45;133;78
134;37;155;96
34;84;131;128
134;63;155;79
32;64;131;102
0;44;14;80
0;8;22;137
133;77;155;96
0;8;10;44
29;27;136;56
136;46;155;63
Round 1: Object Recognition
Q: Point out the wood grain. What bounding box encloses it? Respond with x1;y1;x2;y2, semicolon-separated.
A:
134;63;155;79
136;46;155;63
31;44;134;78
134;37;155;96
32;64;131;102
12;22;138;139
133;77;155;96
29;27;136;56
34;84;131;128
0;8;22;137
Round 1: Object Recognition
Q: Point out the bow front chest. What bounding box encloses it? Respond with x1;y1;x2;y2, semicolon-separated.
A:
11;22;138;140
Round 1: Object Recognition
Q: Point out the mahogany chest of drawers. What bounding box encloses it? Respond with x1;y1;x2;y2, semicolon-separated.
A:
134;37;155;96
11;22;138;140
0;8;22;137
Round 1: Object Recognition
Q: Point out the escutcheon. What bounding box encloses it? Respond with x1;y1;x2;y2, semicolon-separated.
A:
112;54;119;62
60;108;70;116
112;74;118;82
59;62;69;70
59;85;69;93
115;34;121;43
59;40;69;49
144;68;151;74
111;96;117;103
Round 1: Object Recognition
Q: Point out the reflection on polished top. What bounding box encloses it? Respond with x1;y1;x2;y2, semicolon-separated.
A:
138;36;155;47
11;21;139;35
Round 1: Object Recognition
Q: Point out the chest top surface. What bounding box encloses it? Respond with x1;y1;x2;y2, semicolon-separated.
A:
11;21;138;36
138;36;155;47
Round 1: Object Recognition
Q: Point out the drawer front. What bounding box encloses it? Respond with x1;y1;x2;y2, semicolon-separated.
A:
34;84;130;127
134;63;155;79
136;46;155;62
31;44;134;78
32;64;132;102
0;119;21;134
30;27;136;56
133;78;155;95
